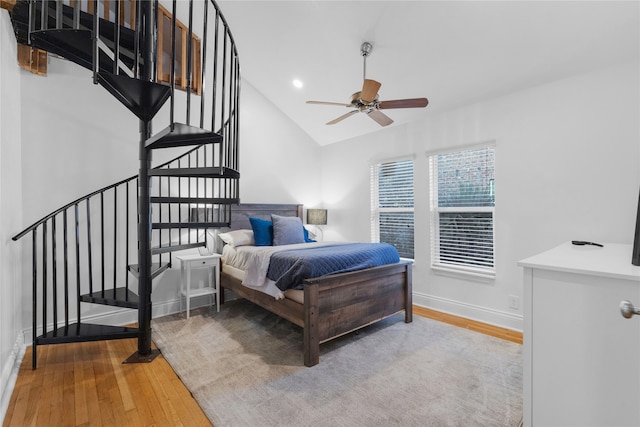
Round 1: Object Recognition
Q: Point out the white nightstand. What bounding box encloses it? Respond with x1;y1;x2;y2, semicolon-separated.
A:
176;253;221;318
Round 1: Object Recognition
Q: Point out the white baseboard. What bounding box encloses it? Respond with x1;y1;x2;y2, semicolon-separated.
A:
0;332;25;424
152;294;216;319
413;291;523;333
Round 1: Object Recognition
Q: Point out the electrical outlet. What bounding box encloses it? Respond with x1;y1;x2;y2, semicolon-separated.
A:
508;295;520;310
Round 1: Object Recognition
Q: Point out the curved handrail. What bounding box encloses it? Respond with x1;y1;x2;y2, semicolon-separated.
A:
12;175;134;241
12;112;235;242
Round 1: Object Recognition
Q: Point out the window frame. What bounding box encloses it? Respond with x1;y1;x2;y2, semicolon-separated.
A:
427;143;496;279
370;157;415;260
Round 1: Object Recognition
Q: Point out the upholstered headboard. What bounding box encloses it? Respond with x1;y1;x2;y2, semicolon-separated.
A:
229;203;303;231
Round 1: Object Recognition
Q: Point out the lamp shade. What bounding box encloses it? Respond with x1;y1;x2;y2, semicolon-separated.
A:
307;209;327;225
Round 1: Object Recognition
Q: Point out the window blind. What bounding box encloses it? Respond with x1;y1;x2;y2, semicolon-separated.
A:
371;159;414;259
429;145;495;274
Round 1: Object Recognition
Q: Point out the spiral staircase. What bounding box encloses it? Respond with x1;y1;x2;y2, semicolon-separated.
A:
9;0;241;368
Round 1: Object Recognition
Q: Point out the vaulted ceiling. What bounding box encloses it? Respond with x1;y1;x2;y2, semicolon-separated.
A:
217;1;640;146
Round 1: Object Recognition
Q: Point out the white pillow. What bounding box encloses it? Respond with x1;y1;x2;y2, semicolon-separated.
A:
218;229;255;247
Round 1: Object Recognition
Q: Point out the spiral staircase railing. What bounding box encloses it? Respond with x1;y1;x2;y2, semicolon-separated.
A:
10;0;241;368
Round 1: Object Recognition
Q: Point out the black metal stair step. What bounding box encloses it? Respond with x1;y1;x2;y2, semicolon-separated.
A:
10;0;60;43
80;287;139;309
150;166;240;179
11;1;137;47
150;196;240;204
28;30;137;76
36;323;138;345
97;73;171;122
10;1;40;44
127;262;171;279
11;1;79;45
145;123;223;149
151;242;205;255
30;29;98;71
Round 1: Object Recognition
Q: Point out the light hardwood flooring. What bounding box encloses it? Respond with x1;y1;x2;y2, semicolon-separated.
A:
3;307;523;426
2;339;213;427
414;305;523;344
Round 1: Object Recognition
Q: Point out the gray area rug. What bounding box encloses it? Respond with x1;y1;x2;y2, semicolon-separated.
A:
152;299;522;427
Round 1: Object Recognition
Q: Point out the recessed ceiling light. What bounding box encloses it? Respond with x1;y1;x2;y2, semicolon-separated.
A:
292;79;303;89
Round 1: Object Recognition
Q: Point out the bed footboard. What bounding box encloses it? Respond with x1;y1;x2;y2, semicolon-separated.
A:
220;260;413;367
302;260;413;366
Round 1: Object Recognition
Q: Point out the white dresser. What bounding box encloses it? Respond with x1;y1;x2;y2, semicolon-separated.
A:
519;242;640;427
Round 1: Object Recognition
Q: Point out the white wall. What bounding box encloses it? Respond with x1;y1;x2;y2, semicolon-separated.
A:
237;81;323;206
321;61;640;331
0;10;24;421
20;58;140;223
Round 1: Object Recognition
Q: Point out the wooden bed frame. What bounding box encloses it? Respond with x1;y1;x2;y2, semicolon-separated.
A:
219;203;413;367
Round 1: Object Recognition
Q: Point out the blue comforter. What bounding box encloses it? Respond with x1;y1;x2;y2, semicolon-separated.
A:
267;243;400;291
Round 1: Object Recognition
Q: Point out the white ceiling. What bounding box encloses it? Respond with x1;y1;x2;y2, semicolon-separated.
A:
217;1;640;146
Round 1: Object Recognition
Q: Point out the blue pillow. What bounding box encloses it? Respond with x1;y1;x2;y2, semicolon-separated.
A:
303;227;316;243
272;214;306;246
249;217;273;246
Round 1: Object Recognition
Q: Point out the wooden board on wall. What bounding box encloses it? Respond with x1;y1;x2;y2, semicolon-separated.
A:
17;43;47;76
0;0;16;11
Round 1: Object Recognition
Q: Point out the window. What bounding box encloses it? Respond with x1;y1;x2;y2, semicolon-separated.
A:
371;159;414;259
428;144;495;276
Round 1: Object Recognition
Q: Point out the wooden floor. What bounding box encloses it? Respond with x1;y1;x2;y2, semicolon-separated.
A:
2;339;213;427
414;305;523;344
2;307;523;427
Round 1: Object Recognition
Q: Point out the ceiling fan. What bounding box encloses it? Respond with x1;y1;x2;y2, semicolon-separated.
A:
306;42;429;127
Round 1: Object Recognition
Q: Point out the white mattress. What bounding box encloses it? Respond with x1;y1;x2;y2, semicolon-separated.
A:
222;262;304;304
221;241;349;302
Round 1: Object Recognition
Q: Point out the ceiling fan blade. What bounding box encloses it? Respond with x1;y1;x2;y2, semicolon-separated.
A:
307;101;353;107
367;110;394;127
326;110;359;125
378;98;429;109
361;79;381;103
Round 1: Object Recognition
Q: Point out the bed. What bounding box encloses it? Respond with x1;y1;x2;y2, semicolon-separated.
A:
218;203;413;367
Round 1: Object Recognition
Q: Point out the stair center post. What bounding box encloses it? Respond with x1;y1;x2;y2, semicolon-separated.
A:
135;118;157;359
125;0;159;364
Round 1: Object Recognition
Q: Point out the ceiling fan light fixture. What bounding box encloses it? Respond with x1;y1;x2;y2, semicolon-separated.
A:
361;41;373;81
306;41;428;127
360;41;373;57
